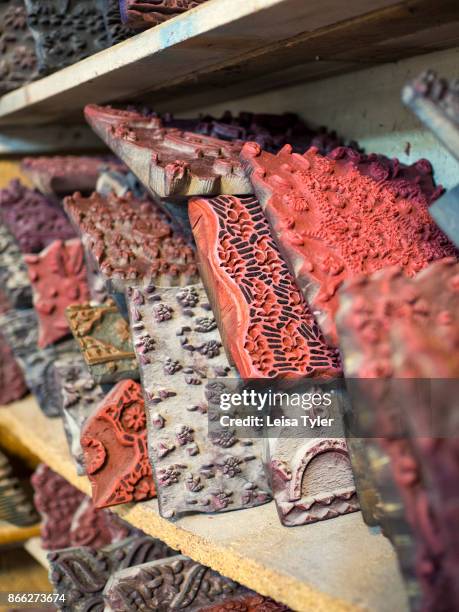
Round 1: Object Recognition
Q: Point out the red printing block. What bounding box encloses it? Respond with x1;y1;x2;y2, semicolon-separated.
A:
85;104;251;198
199;595;291;611
119;0;209;30
20;156;118;196
81;380;156;509
189;195;341;378
24;239;90;348
64;190;197;292
241;143;456;345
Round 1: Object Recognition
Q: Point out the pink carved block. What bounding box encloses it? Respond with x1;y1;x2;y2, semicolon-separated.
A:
24;239;90;348
81;380;156;509
241;143;455;345
84;104;251;198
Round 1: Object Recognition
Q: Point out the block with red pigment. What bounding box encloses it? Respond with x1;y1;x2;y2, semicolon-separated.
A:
64;190;198;296
0;223;33;309
119;0;209;30
241;142;456;345
189;195;358;526
199;595;291;612
0;0;38;95
337;259;459;611
127;283;271;519
31;464;136;550
81;379;156;509
24;239;90;348
84;104;252;198
48;536;177;612
0;180;75;254
54;354;108;475
103;555;247;611
66;300;138;384
20;156;120;197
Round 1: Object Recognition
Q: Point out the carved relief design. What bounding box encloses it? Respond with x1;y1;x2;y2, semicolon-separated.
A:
66;300;138;384
241;143;456;344
64;190;198;293
104;555;246;611
69;497;134;548
85;104;252;197
200;595;291;611
81;380;156;508
0;223;32;309
119;0;209;29
0;308;77;416
20;155;117;196
0;0;38;94
336;258;459;610
0;179;75;254
24;0;110;75
24;239;90;348
189;195;341;378
48;535;177;612
54;355;108;474
0;304;28;403
127;283;271;519
0;449;38;526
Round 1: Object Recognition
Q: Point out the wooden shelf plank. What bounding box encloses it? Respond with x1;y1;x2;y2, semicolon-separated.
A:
0;522;41;546
24;537;49;570
0;0;439;127
0;397;408;611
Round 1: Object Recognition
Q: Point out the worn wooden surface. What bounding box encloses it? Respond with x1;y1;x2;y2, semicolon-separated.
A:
0;396;407;611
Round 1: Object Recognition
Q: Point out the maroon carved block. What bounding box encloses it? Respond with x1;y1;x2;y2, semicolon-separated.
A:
104;555;247;611
69;497;133;549
189;195;341;379
0;0;38;94
119;0;209;30
31;464;86;550
0;331;28;405
199;595;291;611
48;535;177;612
241;143;455;345
64;190;198;293
0;180;75;254
20;156;118;197
84;104;252;198
337;258;459;611
81;380;156;508
24;239;90;348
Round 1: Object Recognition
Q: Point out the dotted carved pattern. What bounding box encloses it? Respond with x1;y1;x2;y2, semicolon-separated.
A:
64;190;197;288
81;380;156;508
337;258;459;610
24;239;90;348
191;195;341;378
120;0;209;29
0;0;38;94
66;300;138;382
0;180;75;254
127;284;271;518
48;536;176;612
84;104;251;197
241;143;457;344
105;555;245;611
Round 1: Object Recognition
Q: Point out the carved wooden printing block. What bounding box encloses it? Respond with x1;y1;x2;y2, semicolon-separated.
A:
337;259;459;610
85;104;252;197
0;223;32;309
81;379;156;508
64;190;198;295
104;555;246;611
0;180;75;254
48;535;177;612
0;308;78;416
24;239;90;348
54;354;108;474
0;449;38;527
241;143;456;345
66;300;138;384
119;0;209;29
0;291;28;404
0;0;38;94
20;156;113;196
199;595;291;611
127;283;271;518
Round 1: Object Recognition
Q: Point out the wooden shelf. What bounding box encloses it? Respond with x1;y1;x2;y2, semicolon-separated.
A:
0;0;458;127
24;537;49;570
0;522;41;547
0;397;408;612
